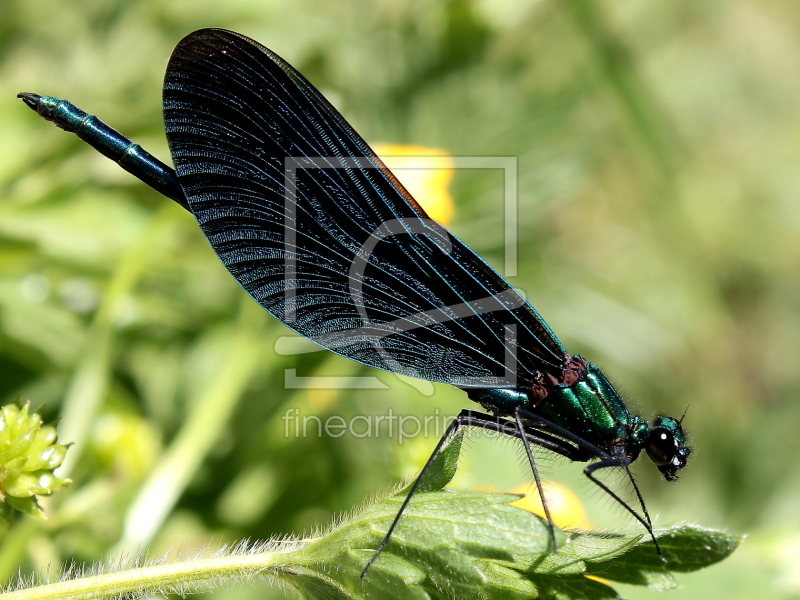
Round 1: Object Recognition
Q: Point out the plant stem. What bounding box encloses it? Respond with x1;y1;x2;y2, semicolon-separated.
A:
2;549;298;600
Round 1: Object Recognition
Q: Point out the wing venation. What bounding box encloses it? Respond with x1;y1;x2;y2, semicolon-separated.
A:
163;28;566;387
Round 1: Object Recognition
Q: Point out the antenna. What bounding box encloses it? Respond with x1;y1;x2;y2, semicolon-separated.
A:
679;404;690;425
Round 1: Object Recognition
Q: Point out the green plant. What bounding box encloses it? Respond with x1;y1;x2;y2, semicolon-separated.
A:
0;402;69;523
2;432;737;600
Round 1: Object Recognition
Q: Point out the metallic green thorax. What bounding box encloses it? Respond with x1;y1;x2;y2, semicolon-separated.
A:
536;364;648;450
468;361;648;451
467;356;690;481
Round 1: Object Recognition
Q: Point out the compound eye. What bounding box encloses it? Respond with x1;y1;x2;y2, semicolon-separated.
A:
646;427;678;465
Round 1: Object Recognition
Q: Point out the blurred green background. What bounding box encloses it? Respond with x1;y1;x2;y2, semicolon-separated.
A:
1;0;799;598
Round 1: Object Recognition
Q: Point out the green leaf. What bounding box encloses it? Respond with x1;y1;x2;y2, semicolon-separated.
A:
286;567;361;600
416;429;463;493
653;525;741;571
277;433;739;600
530;530;641;576
584;525;741;591
342;550;430;600
475;561;539;600
284;487;740;600
3;488;741;600
529;574;622;600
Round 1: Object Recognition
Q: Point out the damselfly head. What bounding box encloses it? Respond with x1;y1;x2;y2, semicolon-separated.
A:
645;415;691;482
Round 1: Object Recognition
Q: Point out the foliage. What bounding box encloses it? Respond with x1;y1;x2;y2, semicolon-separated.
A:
2;435;737;600
0;0;795;598
0;402;69;522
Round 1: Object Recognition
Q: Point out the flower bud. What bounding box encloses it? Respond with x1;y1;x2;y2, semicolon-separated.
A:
0;402;70;521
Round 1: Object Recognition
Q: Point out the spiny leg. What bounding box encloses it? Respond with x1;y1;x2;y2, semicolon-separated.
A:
515;407;661;553
585;460;661;553
625;464;653;530
515;408;607;460
360;411;461;580
361;408;582;579
514;406;557;553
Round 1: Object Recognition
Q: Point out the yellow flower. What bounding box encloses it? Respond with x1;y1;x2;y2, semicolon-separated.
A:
510;482;611;584
510;480;591;531
372;144;455;226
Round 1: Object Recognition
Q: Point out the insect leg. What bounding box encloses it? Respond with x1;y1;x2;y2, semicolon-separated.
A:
514;406;557;553
515;408;608;460
361;408;582;579
361;411;462;580
515;408;661;553
584;460;661;553
626;463;653;530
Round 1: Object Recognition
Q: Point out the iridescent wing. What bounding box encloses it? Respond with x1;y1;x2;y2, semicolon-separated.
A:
163;28;566;387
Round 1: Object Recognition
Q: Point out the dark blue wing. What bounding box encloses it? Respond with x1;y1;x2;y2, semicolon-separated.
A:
162;28;566;388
